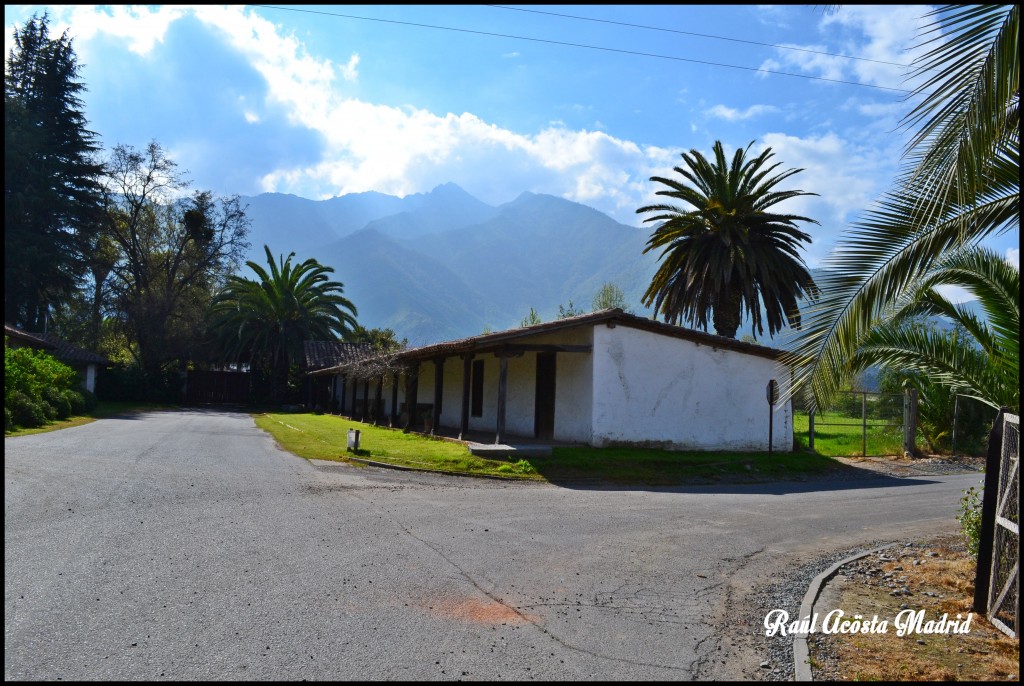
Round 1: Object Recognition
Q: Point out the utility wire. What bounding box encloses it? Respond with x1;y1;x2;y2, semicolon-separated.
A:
252;5;913;94
487;5;914;69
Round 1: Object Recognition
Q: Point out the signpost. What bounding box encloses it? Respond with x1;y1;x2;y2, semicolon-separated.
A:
766;379;778;457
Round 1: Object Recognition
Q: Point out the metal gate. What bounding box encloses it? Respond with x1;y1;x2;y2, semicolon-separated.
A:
987;412;1019;638
803;390;910;457
184;369;252;405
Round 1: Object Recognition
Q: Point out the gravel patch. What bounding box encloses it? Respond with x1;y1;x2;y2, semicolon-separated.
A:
744;540;898;681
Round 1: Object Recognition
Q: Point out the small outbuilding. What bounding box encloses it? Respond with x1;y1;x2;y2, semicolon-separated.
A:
312;309;792;452
5;324;109;394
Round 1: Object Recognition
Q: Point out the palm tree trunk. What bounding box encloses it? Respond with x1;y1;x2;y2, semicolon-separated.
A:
713;288;742;338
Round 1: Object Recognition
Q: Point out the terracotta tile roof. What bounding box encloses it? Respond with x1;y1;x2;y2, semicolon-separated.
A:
5;324;56;350
397;308;785;361
312;308;785;375
27;331;109;364
303;341;375;370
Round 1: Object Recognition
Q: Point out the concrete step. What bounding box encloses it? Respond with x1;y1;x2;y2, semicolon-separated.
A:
467;443;552;458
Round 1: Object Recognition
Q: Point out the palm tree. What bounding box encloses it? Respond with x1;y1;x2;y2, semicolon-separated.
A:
850;247;1018;411
637;140;819;339
209;246;358;399
786;5;1019;409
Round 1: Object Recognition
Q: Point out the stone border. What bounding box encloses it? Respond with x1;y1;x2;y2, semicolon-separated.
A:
793;543;896;681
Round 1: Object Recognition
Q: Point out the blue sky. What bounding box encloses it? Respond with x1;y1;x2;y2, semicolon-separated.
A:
5;4;1019;289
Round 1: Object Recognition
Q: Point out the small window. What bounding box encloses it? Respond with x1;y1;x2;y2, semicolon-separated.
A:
471;359;484;417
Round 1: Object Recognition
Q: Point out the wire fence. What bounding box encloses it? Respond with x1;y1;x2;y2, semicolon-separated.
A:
794;390;910;457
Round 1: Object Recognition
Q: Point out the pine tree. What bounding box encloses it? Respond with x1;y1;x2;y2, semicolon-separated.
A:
5;13;104;330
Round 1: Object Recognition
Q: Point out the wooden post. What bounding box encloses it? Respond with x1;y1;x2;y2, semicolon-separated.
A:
808;410;815;451
404;367;418;432
340;374;348;416
974;408;1008;613
390;372;399;427
374;375;383;425
362;379;370;421
432;358;444;435
495;354;509;444
460;354;473;440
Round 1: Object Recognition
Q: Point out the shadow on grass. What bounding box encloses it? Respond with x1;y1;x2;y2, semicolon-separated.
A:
514;450;944;495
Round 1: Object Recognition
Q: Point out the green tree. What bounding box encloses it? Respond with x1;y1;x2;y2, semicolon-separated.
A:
848;247;1018;412
637;140;819;339
102;141;250;386
557;300;584;319
209;245;359;401
4;13;105;330
787;5;1019;409
592;282;631;313
520;307;542;327
350;326;407;353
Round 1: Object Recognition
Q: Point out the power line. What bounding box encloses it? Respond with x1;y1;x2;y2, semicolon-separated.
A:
251;5;912;94
487;4;914;69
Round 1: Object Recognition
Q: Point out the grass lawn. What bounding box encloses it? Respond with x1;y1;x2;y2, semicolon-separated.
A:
4;401;177;438
794;410;913;457
255;412;840;485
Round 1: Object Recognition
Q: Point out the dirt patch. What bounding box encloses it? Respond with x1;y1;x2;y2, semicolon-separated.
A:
422;596;538;625
808;534;1019;681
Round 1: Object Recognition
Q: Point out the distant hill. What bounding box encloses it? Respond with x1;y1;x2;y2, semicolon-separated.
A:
238;184;989;346
239;184;659;343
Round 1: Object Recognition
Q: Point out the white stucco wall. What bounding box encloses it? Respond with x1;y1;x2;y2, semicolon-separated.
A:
590;324;792;451
83;363;96;394
331;374;405;419
406;328;593;443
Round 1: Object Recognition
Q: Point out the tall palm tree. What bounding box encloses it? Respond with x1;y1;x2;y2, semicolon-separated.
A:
786;5;1019;409
850;247;1018;411
209;246;358;398
638;140;819;339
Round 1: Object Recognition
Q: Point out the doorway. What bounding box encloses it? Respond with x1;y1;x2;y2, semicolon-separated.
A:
534;352;556;439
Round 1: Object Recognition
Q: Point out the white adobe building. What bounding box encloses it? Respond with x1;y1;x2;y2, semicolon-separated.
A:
310;308;792;452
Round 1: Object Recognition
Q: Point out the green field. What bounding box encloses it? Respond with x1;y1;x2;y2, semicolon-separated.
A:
793;410;912;457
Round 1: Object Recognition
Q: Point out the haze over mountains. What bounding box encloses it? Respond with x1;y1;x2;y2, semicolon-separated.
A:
241;182;982;350
240;183;662;344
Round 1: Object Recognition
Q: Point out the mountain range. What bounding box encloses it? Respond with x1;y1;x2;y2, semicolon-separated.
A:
239;183;661;344
238;183;985;349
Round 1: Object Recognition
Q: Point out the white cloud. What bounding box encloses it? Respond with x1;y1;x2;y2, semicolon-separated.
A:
340;53;359;82
758;6;931;92
706;104;779;121
6;5;900;234
1007;247;1020;269
30;5;187;57
934;284;976;304
502;51;520;58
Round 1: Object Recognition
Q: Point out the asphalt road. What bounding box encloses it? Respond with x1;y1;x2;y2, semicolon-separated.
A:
5;409;976;680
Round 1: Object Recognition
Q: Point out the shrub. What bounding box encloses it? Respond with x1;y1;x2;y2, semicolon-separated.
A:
5;339;81;430
957;483;984;556
42;386;72;420
66;390;87;415
8;391;47;428
4;407;12;432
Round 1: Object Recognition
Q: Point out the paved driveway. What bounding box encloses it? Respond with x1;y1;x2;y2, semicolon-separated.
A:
4;409;975;680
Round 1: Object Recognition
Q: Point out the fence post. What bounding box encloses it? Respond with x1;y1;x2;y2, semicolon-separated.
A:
952;393;960;457
862;392;868;457
973;407;1008;613
903;386;918;457
809;410;815;452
